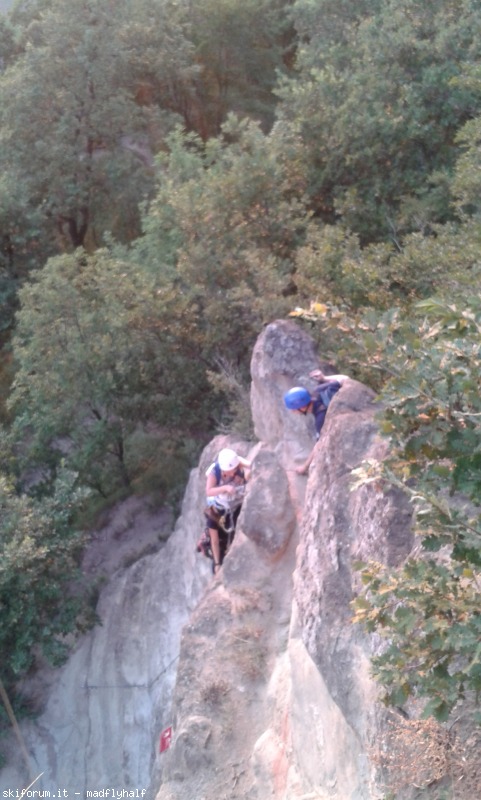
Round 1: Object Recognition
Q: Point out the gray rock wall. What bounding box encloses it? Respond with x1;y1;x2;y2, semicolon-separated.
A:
1;320;414;800
294;379;413;731
0;444;225;793
154;319;414;800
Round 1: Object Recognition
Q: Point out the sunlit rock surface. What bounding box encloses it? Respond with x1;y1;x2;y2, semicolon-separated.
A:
0;320;413;799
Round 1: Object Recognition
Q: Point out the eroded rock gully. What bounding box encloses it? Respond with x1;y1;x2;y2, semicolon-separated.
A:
1;320;414;799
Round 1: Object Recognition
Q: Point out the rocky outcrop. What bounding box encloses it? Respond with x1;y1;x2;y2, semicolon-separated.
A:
0;320;414;799
0;448;226;793
154;319;413;800
294;377;413;731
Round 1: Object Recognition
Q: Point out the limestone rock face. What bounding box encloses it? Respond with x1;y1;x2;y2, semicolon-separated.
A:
250;318;320;450
0;438;236;793
294;379;413;730
154;320;413;800
1;321;414;800
241;446;296;556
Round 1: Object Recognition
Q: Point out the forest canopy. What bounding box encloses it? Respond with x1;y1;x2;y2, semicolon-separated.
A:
2;0;481;729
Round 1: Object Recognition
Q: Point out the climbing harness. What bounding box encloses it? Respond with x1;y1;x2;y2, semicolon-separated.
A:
197;484;245;567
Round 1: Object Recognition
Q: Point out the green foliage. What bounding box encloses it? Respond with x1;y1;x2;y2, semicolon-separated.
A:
292;213;481;323
6;0;481;737
115;0;197;115
6;113;312;504
293;224;396;309
185;0;293;136
451;70;481;219
135;117;309;369
0;347;13;425
206;357;254;438
354;556;481;721
278;0;481;242
0;466;94;688
9;248;212;496
0;0;192;266
0;161;52;333
0;0;293;280
349;298;481;719
293;288;481;721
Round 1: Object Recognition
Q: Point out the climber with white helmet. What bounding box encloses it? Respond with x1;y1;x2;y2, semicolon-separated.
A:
200;447;251;574
284;369;348;475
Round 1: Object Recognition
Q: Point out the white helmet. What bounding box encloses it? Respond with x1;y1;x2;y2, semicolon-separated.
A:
217;448;240;471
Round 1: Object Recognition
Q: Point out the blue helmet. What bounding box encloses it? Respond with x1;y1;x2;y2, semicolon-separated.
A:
284;387;311;410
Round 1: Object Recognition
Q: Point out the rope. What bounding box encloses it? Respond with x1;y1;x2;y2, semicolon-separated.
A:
83;653;180;690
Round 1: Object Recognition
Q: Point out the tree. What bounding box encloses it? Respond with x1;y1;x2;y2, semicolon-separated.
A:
0;465;94;695
183;0;294;138
291;215;481;320
293;290;481;722
0;0;193;260
277;0;481;243
350;298;481;721
110;0;199;136
450;70;481;219
134;116;310;381
8;105;316;498
9;248;212;496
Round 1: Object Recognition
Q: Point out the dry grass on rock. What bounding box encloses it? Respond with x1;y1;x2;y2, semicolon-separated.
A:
373;711;481;799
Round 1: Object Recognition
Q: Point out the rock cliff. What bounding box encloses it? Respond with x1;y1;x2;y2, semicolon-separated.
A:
0;320;413;799
152;319;413;800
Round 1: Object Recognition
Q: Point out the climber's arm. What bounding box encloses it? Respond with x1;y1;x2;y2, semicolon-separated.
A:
238;455;252;480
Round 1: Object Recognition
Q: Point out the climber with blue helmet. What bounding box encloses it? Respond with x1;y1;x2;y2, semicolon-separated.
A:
284;369;348;475
199;447;251;574
284;386;312;411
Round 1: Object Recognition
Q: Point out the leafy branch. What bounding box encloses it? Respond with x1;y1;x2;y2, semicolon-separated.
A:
295;296;481;722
